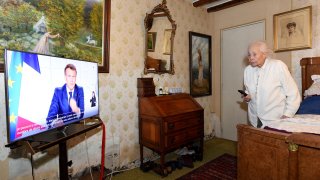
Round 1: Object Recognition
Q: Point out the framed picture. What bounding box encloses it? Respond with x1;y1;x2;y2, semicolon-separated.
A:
0;0;110;73
163;29;172;55
273;6;312;52
147;32;157;52
189;32;212;97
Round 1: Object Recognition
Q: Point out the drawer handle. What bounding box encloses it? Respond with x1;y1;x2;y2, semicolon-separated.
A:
168;123;175;129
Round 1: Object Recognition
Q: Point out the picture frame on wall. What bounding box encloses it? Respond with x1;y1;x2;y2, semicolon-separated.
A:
0;0;110;73
147;32;157;52
163;29;172;55
273;6;312;52
189;31;212;97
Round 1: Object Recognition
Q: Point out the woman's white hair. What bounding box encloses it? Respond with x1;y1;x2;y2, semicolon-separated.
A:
249;41;273;57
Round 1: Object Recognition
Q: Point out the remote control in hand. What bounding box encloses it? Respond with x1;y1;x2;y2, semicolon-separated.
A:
238;90;248;96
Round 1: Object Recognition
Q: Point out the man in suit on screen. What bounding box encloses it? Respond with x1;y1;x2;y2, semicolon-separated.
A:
46;64;84;128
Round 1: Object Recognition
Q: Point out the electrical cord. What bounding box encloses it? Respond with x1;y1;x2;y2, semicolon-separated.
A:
107;83;114;180
84;120;94;180
106;147;160;180
30;154;35;180
107;136;115;180
107;166;137;180
100;122;106;180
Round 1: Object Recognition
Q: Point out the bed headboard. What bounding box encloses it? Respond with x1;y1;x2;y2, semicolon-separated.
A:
300;57;320;94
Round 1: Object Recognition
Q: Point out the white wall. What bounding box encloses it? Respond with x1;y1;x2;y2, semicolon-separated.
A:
291;0;320;93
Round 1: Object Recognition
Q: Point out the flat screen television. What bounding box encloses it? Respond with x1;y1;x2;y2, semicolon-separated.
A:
4;49;99;143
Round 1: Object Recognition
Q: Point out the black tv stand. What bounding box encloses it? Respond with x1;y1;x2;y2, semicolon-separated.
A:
6;117;103;180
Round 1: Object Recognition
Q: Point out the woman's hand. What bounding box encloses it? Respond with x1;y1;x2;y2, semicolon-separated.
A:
243;94;251;102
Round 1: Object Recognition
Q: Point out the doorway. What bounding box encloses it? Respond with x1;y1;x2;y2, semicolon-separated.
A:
221;20;265;141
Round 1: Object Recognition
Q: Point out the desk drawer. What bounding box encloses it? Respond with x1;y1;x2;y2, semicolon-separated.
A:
165;126;203;148
165;116;202;133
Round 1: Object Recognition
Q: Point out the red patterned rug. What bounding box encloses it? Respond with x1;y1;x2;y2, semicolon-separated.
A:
176;153;237;180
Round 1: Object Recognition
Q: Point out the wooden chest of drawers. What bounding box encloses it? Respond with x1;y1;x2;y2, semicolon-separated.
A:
138;93;204;175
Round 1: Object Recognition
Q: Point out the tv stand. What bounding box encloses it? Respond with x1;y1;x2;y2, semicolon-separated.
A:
6;118;103;180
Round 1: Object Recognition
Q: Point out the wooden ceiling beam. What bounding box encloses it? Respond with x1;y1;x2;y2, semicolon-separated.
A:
207;0;253;13
193;0;220;7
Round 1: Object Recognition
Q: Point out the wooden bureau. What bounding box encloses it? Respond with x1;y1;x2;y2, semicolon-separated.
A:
137;78;204;175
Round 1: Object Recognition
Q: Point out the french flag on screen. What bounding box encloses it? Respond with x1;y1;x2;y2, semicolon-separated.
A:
8;51;43;141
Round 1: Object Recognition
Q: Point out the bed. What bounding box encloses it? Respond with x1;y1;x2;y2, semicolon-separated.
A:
237;57;320;180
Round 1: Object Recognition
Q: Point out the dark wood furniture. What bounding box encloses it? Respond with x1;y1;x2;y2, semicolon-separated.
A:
137;78;156;97
300;57;320;95
137;78;204;176
237;124;290;180
237;124;320;180
237;57;320;180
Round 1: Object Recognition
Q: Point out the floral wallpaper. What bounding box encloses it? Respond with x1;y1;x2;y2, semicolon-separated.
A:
1;0;319;179
104;0;214;168
0;0;215;178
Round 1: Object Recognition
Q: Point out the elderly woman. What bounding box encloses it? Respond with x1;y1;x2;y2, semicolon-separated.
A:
242;41;301;128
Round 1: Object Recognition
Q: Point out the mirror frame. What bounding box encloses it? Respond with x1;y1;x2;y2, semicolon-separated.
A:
144;0;177;74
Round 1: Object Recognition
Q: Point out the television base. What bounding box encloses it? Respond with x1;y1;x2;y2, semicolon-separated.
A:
5;117;103;180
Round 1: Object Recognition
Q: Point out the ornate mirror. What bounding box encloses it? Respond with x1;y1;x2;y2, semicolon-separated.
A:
144;0;177;74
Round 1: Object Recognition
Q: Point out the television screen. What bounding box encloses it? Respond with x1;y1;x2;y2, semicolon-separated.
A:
4;49;99;143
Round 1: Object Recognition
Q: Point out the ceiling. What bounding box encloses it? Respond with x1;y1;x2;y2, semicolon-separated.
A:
191;0;254;13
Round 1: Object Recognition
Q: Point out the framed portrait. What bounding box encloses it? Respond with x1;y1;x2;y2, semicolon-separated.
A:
147;32;157;52
0;0;110;73
163;29;172;55
273;6;312;52
189;32;212;97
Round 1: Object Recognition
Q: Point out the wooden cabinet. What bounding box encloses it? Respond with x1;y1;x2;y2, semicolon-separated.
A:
137;78;204;175
237;124;320;180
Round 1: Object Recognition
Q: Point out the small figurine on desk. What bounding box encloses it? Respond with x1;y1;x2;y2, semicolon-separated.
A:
159;87;163;95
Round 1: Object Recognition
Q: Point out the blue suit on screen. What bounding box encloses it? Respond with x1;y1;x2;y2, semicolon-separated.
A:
46;84;84;128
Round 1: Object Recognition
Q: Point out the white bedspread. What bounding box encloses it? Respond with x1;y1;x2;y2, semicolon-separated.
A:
267;114;320;134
